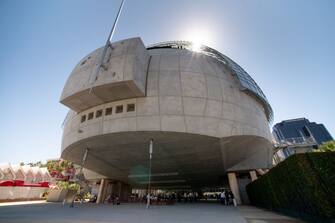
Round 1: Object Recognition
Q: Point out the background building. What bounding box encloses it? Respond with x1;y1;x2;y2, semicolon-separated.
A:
273;118;333;145
60;37;274;204
272;118;333;163
0;163;52;201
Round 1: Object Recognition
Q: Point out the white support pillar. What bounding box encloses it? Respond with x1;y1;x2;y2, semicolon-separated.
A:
97;178;107;204
249;170;258;182
228;172;242;205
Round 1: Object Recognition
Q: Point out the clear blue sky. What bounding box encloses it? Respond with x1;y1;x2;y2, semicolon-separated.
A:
1;0;334;164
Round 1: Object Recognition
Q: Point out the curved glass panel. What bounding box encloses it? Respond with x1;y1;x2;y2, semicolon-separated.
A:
147;41;273;122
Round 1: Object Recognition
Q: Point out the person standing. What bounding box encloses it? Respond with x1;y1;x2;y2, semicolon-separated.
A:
220;191;225;205
229;191;235;206
224;190;229;205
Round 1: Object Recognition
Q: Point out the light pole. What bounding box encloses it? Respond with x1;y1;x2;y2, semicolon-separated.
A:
146;139;153;209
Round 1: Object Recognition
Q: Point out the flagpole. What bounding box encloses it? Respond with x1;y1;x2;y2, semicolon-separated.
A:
89;0;125;93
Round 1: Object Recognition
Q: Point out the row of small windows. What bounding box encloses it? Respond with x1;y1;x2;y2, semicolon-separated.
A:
80;104;135;123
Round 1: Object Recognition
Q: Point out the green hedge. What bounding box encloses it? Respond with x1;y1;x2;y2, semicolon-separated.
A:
246;152;335;222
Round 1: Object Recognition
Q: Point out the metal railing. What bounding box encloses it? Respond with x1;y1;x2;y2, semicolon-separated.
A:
274;136;316;148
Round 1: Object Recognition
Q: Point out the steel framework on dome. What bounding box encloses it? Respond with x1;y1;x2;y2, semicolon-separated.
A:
147;41;273;122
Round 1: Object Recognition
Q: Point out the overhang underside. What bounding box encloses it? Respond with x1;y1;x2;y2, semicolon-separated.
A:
61;131;272;189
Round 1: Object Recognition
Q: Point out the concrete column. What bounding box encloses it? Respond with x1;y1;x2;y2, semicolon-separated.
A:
117;181;122;198
110;183;114;196
138;189;146;200
96;178;107;204
249;170;258;182
228;172;242;205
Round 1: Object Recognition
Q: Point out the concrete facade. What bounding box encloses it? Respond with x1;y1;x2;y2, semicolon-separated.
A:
60;37;273;192
60;38;149;112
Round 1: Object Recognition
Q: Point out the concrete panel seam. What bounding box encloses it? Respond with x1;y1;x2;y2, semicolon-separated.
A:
144;55;152;96
157;54;162;130
178;54;187;132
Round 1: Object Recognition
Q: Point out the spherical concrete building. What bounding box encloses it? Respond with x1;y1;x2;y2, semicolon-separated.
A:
60;37;273;203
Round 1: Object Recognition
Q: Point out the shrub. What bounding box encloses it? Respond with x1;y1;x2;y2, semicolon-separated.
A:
56;181;80;191
246;152;335;223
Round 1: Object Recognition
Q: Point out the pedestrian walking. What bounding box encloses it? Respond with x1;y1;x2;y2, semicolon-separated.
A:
220;191;225;205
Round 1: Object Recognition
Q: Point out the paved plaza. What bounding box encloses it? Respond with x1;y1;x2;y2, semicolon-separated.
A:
0;201;304;223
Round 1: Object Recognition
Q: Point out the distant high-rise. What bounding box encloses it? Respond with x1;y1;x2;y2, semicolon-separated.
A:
273;118;333;145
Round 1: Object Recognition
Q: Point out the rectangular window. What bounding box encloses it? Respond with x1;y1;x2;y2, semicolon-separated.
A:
88;112;94;120
96;109;103;118
105;107;113;116
116;105;123;113
81;115;86;123
127;103;135;112
302;126;311;137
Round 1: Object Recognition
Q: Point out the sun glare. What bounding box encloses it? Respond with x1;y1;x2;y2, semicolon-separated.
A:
181;25;214;52
191;42;202;52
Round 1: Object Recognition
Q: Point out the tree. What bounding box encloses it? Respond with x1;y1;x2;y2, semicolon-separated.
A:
316;140;335;152
24;161;47;167
47;159;75;181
